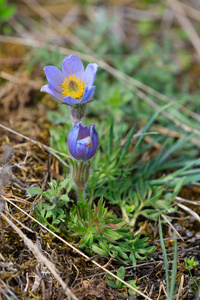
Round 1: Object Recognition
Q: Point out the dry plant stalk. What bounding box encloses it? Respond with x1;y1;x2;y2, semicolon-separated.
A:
1;212;78;300
161;214;184;241
176;203;200;222
167;0;200;59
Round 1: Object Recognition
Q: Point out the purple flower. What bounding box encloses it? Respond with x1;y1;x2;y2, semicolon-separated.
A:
41;55;98;106
68;123;99;161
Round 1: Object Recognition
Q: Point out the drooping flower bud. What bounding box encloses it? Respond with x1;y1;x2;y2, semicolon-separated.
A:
68;123;99;161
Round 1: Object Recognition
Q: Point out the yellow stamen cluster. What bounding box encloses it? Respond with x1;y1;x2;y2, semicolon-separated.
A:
61;74;85;100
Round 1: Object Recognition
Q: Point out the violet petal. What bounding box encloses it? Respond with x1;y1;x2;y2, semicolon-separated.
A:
62;96;80;106
62;55;84;80
83;63;98;86
68;123;98;161
41;84;65;102
80;86;95;104
44;66;64;91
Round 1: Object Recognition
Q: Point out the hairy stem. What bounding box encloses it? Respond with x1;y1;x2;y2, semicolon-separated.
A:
77;188;85;202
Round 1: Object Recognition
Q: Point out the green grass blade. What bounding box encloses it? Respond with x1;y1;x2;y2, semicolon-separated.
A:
119;124;136;162
158;216;169;295
169;235;177;300
136;102;173;148
108;123;113;156
159;136;192;165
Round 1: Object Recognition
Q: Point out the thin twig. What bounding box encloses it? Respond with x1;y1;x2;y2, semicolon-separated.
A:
161;214;184;242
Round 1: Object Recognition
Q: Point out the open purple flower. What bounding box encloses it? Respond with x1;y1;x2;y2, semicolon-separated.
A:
68;123;99;161
41;55;98;106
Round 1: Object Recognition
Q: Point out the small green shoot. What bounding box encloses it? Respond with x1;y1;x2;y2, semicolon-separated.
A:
0;0;16;25
28;177;73;233
185;257;200;295
106;266;139;296
185;257;199;270
28;177;73;205
158;217;178;300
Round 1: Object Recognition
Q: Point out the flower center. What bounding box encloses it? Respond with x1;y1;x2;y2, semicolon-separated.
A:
61;74;85;100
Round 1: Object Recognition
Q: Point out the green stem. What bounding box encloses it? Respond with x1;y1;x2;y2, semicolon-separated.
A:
77;188;85;202
121;206;129;224
130;203;144;227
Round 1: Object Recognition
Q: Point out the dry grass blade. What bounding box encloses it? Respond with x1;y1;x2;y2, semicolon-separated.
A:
0;71;39;90
6;211;34;233
130;86;200;136
0;278;19;300
22;0;98;57
161;214;184;241
176;275;184;300
5;193;32;205
167;0;200;60
176;203;200;222
156;282;163;300
152;125;200;146
3;196;153;300
181;3;200;22
1;212;78;300
0;123;70;167
124;6;161;21
176;196;200;206
160;281;168;298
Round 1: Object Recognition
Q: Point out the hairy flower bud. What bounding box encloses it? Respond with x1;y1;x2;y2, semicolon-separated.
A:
70;104;86;124
68;123;99;161
72;160;91;191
